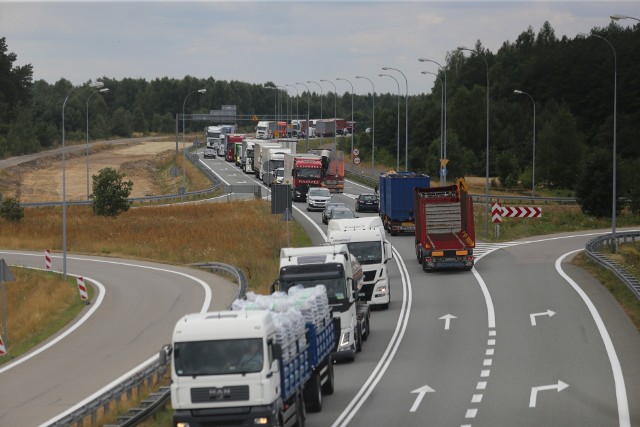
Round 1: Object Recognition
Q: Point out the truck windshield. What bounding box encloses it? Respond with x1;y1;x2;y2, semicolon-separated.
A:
279;264;348;305
347;241;382;265
208;131;221;138
247;150;254;158
298;168;322;179
174;338;263;377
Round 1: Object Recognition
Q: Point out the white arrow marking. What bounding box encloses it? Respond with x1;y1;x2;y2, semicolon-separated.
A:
530;309;556;326
439;314;458;330
237;181;247;184
529;380;569;407
410;385;435;412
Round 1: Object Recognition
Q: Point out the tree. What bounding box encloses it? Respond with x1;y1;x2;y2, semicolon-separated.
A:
0;195;24;222
0;37;33;122
91;167;133;217
575;147;614;217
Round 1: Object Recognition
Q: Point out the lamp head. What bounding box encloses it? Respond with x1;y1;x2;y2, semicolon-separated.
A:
457;46;470;51
577;32;590;38
99;88;109;93
382;67;390;70
198;88;206;93
610;14;625;21
418;58;426;62
90;81;104;89
514;89;523;94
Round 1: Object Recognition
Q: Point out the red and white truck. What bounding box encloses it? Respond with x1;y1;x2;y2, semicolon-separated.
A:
413;179;476;271
283;153;324;201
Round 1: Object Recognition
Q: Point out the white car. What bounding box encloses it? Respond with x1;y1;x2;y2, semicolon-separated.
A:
307;187;331;211
204;147;216;159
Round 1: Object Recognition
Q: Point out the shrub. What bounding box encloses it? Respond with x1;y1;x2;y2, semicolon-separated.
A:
0;195;24;221
91;167;133;217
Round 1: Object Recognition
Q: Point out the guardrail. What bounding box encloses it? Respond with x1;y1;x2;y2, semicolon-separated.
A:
584;231;640;300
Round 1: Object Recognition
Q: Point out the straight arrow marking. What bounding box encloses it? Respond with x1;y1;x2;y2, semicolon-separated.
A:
410;385;435;412
530;309;556;326
529;380;569;407
439;314;458;330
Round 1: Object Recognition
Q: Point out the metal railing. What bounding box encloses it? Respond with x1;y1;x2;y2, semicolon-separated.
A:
585;231;640;300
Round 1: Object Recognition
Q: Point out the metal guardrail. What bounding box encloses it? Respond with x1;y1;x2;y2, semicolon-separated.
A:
584;231;640;300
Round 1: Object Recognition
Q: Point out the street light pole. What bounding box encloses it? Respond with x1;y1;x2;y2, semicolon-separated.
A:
62;80;104;279
336;77;354;162
307;80;323;146
296;82;312;152
458;46;490;237
355;76;375;178
182;88;206;197
578;32;618;250
320;79;337;157
421;71;444;184
513;89;536;197
86;88;109;200
379;73;401;172
610;14;640;22
419;58;447;181
382;67;408;170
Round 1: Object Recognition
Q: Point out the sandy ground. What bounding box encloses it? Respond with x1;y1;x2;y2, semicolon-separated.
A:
2;140;178;203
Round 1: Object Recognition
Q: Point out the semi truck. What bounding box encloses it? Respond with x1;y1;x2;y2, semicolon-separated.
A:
256;121;276;139
241;139;257;173
262;147;293;186
326;217;393;309
283;153;324;201
414;179;476;271
163;287;338;426
274;244;370;362
225;134;245;162
253;141;282;179
205;126;222;148
379;171;430;235
309;149;345;193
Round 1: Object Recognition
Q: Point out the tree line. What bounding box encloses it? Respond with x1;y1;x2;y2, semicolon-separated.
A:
1;21;639;216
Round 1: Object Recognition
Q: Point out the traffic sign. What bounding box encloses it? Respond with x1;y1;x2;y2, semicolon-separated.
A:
491;202;502;223
440;159;449;167
353;148;360;156
353;157;361;165
501;206;542;218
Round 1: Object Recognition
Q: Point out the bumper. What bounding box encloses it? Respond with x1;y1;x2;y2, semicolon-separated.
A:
173;404;278;427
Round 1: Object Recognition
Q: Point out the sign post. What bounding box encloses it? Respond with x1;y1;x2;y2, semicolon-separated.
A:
0;259;16;349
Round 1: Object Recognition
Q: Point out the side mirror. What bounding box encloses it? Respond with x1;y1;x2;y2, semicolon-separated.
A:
159;344;172;366
384;241;393;261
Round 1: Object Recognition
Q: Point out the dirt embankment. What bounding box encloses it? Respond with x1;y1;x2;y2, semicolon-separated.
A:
0;140;179;203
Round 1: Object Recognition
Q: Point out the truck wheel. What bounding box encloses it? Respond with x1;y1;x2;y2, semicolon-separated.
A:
362;316;370;340
416;246;423;263
356;328;363;353
321;361;335;395
304;373;322;412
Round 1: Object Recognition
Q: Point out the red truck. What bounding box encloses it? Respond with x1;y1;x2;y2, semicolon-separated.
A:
283;153;324;201
225;134;245;162
414;179;475;271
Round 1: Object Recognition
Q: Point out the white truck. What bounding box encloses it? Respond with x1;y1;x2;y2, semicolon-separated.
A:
256;120;276;139
253;141;283;180
274;244;371;362
205;125;223;149
241;139;258;173
262;147;293;186
326;217;393;309
163;288;338;427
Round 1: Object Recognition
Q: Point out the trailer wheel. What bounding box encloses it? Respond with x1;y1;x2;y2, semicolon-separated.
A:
362;316;370;341
321;361;335;395
304;373;323;412
416;246;423;264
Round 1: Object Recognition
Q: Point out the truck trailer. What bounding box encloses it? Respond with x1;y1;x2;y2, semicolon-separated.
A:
164;288;338;427
379;171;430;235
414;179;475;271
253;141;283;180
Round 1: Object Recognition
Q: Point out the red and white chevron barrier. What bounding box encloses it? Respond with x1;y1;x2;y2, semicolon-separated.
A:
45;249;52;271
492;202;503;223
501;206;542;218
76;276;89;302
0;334;6;356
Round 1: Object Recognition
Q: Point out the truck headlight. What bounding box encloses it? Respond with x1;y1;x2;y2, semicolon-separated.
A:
339;332;350;347
177;423;190;427
254;417;269;425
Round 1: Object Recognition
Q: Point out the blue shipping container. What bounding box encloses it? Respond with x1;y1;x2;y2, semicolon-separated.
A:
379;172;430;223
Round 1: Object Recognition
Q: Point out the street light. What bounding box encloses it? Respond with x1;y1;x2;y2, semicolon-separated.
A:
379;73;401;172
421;71;445;184
336;78;354;161
86;87;109;200
307;80;323;145
578;32;618;250
182;88;206;196
458;46;490;237
513;89;536;197
62;80;104;278
296;82;312;152
320;79;338;156
382;67;408;170
356;76;376;178
610;14;640;22
419;58;447;182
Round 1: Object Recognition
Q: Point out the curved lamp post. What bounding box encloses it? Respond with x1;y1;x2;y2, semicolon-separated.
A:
578;32;618;250
307;80;323;145
296;82;312;151
513;89;536;197
182;88;206;196
62;80;104;278
336;77;354;161
320;79;338;156
421;71;444;184
419;58;447;181
355;75;375;177
379;73;401;172
382;67;408;170
610;14;640;22
86;87;109;200
458;46;490;237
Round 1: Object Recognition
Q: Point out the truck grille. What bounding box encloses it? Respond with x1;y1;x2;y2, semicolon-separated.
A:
359;283;374;301
363;270;377;282
191;385;249;403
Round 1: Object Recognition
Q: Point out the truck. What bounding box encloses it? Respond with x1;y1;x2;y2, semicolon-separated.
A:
225;134;245;162
241;139;257;173
326;217;393;309
310;149;345;193
262;147;293;186
414;178;475;271
205;125;223;149
283;153;324;202
163;287;338;427
256;121;276;139
253;141;283;180
379;171;430;235
315;119;336;137
274;244;370;362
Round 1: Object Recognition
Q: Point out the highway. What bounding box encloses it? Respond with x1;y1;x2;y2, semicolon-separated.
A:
1;148;639;426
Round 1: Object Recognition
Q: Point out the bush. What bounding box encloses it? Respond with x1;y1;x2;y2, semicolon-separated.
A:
0;195;24;221
91;167;133;217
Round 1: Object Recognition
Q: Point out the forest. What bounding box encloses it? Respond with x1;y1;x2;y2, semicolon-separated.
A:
1;21;639;216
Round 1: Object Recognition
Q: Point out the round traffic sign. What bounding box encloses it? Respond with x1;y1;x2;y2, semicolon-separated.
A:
353;157;361;165
353;148;360;156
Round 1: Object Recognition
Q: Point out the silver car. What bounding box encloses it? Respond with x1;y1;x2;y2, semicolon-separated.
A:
306;187;331;211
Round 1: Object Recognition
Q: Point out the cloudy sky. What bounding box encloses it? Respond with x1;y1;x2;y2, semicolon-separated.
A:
1;1;638;96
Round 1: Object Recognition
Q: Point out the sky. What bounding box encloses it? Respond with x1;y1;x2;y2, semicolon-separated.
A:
1;1;638;96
